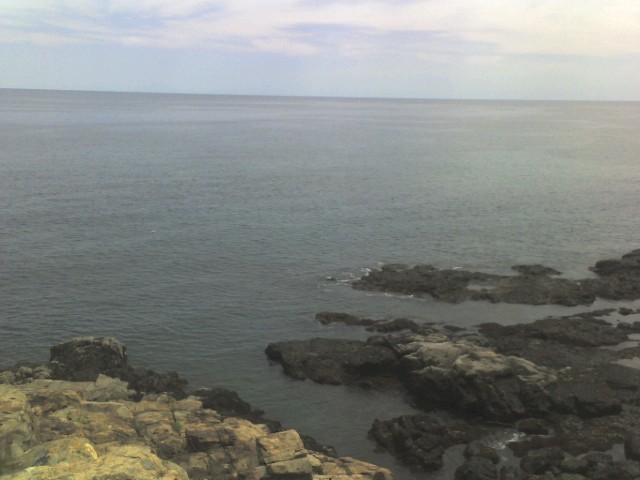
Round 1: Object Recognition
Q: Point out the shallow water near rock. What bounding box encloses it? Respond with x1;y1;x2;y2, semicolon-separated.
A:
2;90;640;479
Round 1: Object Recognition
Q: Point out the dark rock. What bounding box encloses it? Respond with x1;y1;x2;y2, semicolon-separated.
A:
353;249;640;306
624;433;640;461
591;249;640;276
479;316;628;348
49;337;128;381
368;413;489;472
516;418;549;435
454;457;498;480
315;312;366;326
581;452;614;468
48;337;189;399
463;441;500;464
601;364;640;391
550;375;623;418
560;455;589;474
511;265;561;276
265;338;399;385
298;434;338;458
498;465;523;480
520;446;565;474
120;368;188;400
619;307;635;316
366;318;419;333
587;460;640;480
315;312;419;333
195;387;255;416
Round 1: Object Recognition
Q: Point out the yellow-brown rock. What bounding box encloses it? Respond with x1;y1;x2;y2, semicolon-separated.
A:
0;376;394;480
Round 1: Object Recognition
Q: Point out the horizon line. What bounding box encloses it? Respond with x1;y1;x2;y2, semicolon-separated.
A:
1;87;639;104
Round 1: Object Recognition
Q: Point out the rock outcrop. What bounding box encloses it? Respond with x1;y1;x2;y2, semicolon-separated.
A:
265;338;401;385
352;249;640;306
0;340;394;480
268;305;640;477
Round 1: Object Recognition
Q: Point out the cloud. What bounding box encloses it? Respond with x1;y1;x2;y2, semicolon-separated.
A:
1;0;640;61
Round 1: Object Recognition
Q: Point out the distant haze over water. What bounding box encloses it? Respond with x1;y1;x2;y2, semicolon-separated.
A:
2;89;639;478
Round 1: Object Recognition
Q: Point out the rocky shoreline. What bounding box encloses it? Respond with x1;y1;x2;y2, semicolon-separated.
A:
352;249;640;306
5;249;640;480
267;308;640;479
266;249;640;479
0;337;393;480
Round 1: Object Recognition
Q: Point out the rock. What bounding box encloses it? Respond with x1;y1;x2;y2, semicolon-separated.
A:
555;474;587;480
0;386;35;462
587;459;640;480
353;249;640;306
48;336;188;399
315;312;420;333
0;375;392;480
265;338;399;385
3;338;394;480
511;265;561;276
625;434;640;461
559;454;589;475
368;413;489;472
516;418;549;435
479;316;628;348
9;436;99;470
454;457;498;480
5;443;189;480
498;465;523;479
619;307;635;316
520;446;565;474
316;312;367;326
195;387;255;416
49;336;128;381
401;337;557;420
257;430;306;464
118;367;189;400
463;441;500;464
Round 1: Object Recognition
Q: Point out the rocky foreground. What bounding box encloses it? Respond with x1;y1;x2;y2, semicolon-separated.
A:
0;337;393;480
352;249;640;306
267;307;640;479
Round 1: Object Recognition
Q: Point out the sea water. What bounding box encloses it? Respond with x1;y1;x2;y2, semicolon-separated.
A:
1;89;639;478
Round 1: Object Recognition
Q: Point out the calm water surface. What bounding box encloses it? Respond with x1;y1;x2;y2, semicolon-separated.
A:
1;89;639;478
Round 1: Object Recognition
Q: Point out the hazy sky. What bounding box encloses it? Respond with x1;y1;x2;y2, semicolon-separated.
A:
2;0;640;100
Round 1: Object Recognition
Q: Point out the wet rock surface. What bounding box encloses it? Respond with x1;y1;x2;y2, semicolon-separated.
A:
0;341;392;480
265;338;401;385
352;249;640;306
266;294;640;478
368;413;493;472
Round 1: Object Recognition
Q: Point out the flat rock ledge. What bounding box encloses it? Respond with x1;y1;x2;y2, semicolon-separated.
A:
352;248;640;306
0;340;393;480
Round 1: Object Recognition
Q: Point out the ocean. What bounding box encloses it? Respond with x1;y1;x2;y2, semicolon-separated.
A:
1;89;639;478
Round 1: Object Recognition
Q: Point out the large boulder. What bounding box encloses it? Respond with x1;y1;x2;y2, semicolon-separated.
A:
393;335;557;421
48;337;188;399
49;337;128;381
265;338;400;385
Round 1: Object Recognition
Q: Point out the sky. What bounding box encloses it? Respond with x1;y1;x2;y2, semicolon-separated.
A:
1;0;640;100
